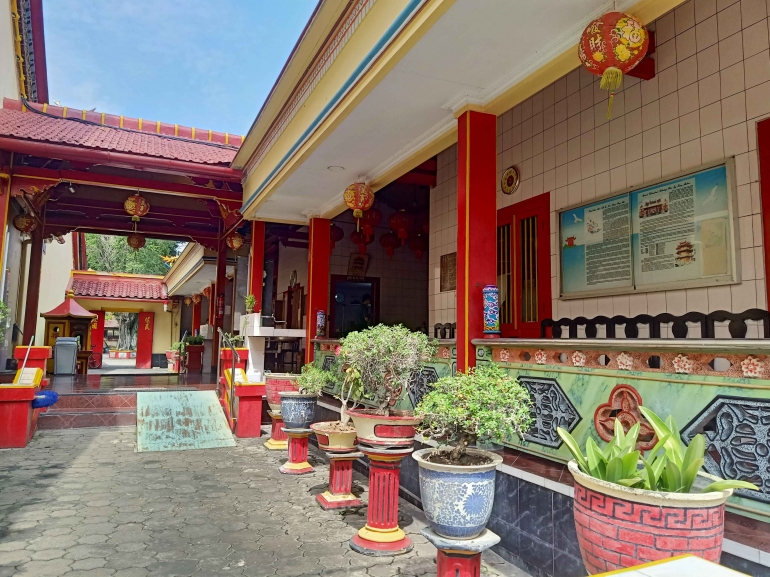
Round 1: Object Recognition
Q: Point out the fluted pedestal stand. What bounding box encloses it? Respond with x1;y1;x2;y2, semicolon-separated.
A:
279;428;314;475
422;527;500;577
350;445;413;556
264;410;288;450
317;451;364;510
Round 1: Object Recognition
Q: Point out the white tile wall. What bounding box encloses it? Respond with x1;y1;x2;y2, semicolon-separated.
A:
428;0;770;331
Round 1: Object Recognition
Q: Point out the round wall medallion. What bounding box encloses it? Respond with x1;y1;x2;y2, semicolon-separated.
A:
501;166;520;195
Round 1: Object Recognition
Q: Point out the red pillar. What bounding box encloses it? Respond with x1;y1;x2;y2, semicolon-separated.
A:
249;221;265;313
456;111;497;373
305;218;330;364
191;297;201;335
212;242;227;369
90;311;105;353
23;226;44;345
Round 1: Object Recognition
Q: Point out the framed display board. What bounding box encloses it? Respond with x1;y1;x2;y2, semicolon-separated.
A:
559;161;739;299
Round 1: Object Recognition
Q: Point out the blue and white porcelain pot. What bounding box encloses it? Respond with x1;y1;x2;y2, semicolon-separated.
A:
278;392;317;429
412;447;502;539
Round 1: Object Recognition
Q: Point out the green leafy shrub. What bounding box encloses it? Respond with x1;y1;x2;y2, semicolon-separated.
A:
184;335;204;346
222;332;245;347
338;324;436;414
296;364;331;396
416;364;532;462
244;294;256;313
170;341;185;354
557;407;758;494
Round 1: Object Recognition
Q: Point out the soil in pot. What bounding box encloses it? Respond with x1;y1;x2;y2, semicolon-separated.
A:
424;450;494;467
312;421;356;434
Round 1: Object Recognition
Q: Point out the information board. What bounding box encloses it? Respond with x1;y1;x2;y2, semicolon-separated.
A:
559;163;737;298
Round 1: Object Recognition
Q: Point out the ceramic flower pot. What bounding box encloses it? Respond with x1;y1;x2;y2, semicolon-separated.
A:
412;448;502;539
310;422;357;452
279;392;317;429
346;408;421;447
568;461;733;575
265;374;299;413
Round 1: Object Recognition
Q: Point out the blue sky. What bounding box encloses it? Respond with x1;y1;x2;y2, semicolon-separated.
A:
43;0;318;136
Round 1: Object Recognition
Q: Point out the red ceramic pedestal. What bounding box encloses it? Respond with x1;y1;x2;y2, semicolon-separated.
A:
421;527;500;577
265;411;288;450
279;429;314;475
0;384;41;448
234;383;265;438
317;451;364;510
350;445;414;556
185;345;204;372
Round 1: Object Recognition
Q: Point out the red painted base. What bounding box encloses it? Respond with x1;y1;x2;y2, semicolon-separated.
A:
436;550;481;577
234;384;265;439
265;412;288;450
280;463;314;475
279;431;314;475
349;534;412;556
316;492;363;509
0;387;40;448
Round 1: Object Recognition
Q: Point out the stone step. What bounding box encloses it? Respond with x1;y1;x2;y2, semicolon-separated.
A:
52;393;136;411
38;408;136;429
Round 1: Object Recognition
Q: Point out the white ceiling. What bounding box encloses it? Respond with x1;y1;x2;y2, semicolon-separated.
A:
254;0;619;223
168;261;235;297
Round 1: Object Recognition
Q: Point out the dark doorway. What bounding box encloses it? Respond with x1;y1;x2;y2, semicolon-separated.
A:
329;276;381;338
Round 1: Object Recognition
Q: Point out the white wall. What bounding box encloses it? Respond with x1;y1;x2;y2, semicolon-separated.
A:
429;144;458;329
35;235;74;340
0;2;19;100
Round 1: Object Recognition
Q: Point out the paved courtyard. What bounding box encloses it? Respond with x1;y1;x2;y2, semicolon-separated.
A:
0;428;528;577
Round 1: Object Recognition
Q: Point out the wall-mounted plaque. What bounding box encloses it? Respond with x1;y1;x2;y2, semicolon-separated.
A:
347;253;369;281
440;252;457;292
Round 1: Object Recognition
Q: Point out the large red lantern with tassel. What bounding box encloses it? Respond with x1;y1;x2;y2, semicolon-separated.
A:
389;210;412;245
226;231;245;250
350;230;372;254
360;208;382;241
408;233;427;260
12;213;36;234
330;224;344;252
124;194;150;221
579;12;649;116
379;231;400;259
126;233;146;251
343;182;374;231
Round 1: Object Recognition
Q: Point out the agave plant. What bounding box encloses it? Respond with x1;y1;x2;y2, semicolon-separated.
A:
557;407;758;494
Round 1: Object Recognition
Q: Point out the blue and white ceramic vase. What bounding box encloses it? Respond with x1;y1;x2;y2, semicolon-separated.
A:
278;392;317;429
412;448;502;539
482;285;501;336
316;310;326;338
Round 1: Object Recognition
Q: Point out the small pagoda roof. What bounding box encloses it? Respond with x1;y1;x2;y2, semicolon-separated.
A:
41;298;97;319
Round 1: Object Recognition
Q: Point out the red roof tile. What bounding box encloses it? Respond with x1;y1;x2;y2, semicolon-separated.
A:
70;272;168;301
41;299;97;319
0;102;239;165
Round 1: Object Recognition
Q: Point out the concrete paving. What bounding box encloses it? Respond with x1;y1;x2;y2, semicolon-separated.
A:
0;428;530;577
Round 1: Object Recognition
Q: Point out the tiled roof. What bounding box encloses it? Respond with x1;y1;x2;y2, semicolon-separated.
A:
70;272;168;301
0;99;240;165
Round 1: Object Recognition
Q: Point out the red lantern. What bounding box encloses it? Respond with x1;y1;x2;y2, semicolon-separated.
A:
192;294;202;305
350;230;372;254
360;208;382;241
579;12;649;116
184;297;192;306
226;232;245;250
330;224;344;252
202;286;211;299
343;182;374;231
126;233;146;251
12;213;36;233
124;194;150;222
408;233;427;260
389;210;412;244
379;231;400;259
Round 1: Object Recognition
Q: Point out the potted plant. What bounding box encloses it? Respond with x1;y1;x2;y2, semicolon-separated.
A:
558;408;758;574
413;364;532;539
310;360;360;452
219;332;248;379
166;341;185;373
279;364;325;429
339;324;436;447
184;335;205;372
244;294;256;314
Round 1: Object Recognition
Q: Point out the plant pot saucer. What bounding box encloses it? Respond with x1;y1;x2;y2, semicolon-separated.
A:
357;444;414;458
281;427;313;434
421;527;501;552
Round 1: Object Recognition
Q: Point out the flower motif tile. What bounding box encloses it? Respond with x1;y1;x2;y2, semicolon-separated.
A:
672;354;693;374
741;356;764;378
534;350;547;365
616;352;633;371
572;351;586;367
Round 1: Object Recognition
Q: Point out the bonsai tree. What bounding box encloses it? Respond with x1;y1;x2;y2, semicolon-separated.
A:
557;408;758;493
244;294;256;314
338;324;436;414
324;354;363;426
295;364;330;396
416;364;532;463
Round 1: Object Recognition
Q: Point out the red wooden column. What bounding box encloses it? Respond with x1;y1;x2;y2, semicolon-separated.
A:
456;110;497;373
249;221;265;313
136;312;154;369
90;311;105;353
191;297;201;335
212;242;227;369
22;226;44;345
305;218;330;364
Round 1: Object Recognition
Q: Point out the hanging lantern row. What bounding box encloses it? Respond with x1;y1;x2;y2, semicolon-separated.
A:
360;207;382;241
389;210;412;244
184;297;192;306
126;233;146;251
343;182;374;231
202;286;211;299
379;231;400;259
578;11;649;117
350;230;373;254
124;193;150;222
12;213;36;234
330;223;345;252
226;231;245;250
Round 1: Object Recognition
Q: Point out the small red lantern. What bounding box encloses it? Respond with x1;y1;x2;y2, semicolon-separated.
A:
408;233;427;260
360;208;382;241
226;232;245;250
350;230;372;254
343;182;374;231
330;224;345;252
126;233;146;251
192;294;202;305
379;231;400;259
203;286;212;299
184;297;192;306
579;12;649;116
124;194;150;222
12;213;36;234
389;210;412;244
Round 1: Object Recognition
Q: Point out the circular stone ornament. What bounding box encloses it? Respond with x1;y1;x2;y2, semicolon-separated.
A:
501;166;520;195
